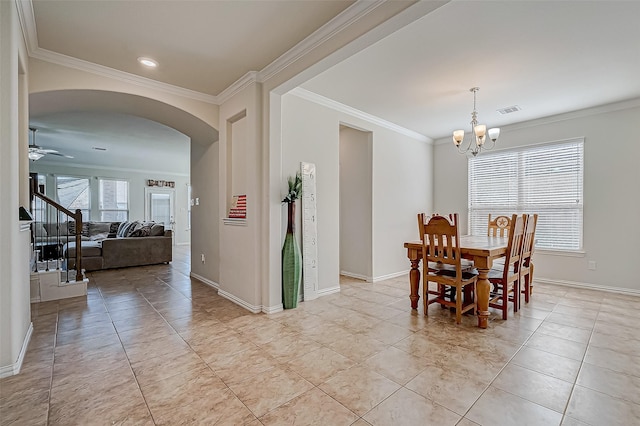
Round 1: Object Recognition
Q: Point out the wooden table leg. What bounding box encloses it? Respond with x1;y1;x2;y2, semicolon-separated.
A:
476;267;490;328
409;257;421;309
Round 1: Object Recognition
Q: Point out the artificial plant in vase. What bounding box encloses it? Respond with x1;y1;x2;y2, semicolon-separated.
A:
282;172;302;309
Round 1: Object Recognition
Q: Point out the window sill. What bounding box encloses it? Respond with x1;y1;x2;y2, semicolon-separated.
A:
536;249;585;258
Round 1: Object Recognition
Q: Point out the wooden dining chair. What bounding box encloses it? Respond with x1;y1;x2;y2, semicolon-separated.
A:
488;214;512;237
419;213;477;324
519;213;538;305
488;214;525;320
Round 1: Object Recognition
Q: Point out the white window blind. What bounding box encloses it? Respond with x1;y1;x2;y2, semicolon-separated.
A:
468;138;584;251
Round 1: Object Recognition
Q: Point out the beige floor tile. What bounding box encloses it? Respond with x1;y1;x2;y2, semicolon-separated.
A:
358;321;415;345
589;330;640;355
405;365;489;415
535;322;592;344
566;385;640;426
492;363;573;413
228;366;314;417
544;312;596;330
327;333;388;363
286;347;355;386
319;365;401;416
363;346;427;385
577;363;640;405
510;346;581;383
363;387;460;426
116;321;177;345
140;366;226;412
0;388;49;426
122;333;192;364
151;387;256;426
207;346;280;385
7;248;640;426
525;333;587;361
261;333;323;363
466;386;563;426
131;349;206;387
48;381;152;425
259;387;358;425
583;345;640;378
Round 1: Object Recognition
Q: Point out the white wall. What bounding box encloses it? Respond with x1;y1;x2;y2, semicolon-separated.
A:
282;93;432;293
0;0;32;377
433;101;640;292
339;126;372;279
29;163;191;245
217;83;264;311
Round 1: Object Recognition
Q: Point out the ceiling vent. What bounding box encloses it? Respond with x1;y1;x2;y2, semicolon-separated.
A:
497;105;521;115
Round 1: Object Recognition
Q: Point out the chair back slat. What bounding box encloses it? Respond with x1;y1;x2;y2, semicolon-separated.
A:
521;214;538;267
503;214;525;282
488;214;512;237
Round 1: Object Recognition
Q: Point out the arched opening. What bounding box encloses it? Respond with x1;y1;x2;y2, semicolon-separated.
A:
28;89;220;280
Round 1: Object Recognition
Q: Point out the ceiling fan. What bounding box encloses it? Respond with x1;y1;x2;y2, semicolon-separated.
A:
29;127;73;161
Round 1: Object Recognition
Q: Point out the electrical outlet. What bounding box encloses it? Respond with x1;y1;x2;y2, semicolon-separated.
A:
195;197;200;205
201;254;205;263
588;260;596;270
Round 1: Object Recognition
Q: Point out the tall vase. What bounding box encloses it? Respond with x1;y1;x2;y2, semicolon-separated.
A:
282;202;302;309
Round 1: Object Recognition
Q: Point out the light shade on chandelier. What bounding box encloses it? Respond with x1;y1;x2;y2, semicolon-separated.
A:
453;87;500;157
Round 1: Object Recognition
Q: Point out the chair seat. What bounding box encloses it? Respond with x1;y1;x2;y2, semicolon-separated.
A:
488;265;514;278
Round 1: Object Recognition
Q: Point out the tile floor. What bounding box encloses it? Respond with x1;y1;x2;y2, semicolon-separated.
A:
2;245;640;425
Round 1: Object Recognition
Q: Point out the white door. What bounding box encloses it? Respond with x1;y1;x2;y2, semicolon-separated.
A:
145;188;175;240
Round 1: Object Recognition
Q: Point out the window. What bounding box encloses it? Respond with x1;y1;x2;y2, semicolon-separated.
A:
56;176;91;220
99;178;129;221
468;138;584;251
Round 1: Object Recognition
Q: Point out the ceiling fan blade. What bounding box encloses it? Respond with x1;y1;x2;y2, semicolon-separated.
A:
40;148;59;154
48;152;73;159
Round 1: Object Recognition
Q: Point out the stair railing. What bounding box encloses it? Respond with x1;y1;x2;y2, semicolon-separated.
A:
32;191;83;282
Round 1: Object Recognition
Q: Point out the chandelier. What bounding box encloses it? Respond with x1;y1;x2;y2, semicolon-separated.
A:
452;87;500;156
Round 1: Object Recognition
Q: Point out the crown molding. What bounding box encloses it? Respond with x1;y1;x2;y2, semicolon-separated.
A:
257;0;386;85
216;71;259;104
291;88;431;143
30;48;219;104
15;0;38;55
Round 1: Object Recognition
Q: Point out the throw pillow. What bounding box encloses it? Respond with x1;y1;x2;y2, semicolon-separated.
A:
109;222;121;234
150;224;165;236
129;223;151;237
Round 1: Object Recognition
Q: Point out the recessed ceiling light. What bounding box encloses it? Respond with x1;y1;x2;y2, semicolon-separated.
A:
137;57;158;68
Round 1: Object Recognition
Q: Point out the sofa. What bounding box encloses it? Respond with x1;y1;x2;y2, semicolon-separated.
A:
34;220;172;271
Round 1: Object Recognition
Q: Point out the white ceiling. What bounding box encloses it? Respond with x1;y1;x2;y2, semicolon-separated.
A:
26;0;640;167
30;112;190;174
303;0;640;140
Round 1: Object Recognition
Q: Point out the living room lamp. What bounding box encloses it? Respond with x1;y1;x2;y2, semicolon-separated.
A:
452;87;500;157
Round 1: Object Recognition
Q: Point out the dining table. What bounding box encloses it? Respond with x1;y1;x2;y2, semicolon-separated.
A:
403;235;509;328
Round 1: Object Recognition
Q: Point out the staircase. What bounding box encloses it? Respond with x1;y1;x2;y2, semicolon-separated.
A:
30;188;88;302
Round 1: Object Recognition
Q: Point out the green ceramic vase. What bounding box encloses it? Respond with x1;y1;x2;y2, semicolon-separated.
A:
282;202;302;309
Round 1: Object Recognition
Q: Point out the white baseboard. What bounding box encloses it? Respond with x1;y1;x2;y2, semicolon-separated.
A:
535;277;640;297
0;323;33;378
218;289;262;313
30;296;41;303
317;285;341;296
190;272;219;290
175;242;190;246
263;304;284;314
340;271;372;282
372;270;411;282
